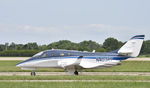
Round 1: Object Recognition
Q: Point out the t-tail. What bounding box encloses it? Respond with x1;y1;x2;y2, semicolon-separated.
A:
118;35;145;57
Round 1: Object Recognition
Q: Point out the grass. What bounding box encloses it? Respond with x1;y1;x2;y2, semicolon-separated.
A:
0;60;150;72
0;75;150;88
138;54;150;58
87;61;150;72
0;75;150;80
0;82;150;88
1;60;150;88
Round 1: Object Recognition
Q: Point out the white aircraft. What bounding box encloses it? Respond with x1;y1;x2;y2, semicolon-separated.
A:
16;35;145;76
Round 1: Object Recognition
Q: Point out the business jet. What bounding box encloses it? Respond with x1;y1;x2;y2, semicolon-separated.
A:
16;35;145;76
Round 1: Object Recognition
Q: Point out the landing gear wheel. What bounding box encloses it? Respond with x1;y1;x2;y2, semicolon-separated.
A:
74;71;78;75
31;71;36;76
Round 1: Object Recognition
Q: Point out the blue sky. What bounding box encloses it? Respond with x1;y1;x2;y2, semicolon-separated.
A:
0;0;150;44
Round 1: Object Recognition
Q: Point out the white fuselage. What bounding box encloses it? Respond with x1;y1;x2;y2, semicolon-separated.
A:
16;56;121;70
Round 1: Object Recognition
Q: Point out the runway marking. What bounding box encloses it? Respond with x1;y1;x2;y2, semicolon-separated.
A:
0;80;150;82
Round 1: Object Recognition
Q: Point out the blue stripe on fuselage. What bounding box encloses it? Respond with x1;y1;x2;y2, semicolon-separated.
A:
16;56;130;66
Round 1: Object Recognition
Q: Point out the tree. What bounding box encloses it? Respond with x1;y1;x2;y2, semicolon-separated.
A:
141;40;150;54
47;40;78;50
0;37;149;56
0;44;5;51
5;43;9;50
23;42;39;50
9;42;16;50
78;40;101;51
103;37;123;51
96;47;106;52
16;44;24;50
39;45;48;50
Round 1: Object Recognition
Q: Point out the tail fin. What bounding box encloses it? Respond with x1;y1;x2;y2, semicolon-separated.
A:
118;35;145;57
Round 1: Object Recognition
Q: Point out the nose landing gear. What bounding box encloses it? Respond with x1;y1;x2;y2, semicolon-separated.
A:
31;70;36;76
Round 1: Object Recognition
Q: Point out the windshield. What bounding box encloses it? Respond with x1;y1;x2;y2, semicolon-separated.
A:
32;51;43;57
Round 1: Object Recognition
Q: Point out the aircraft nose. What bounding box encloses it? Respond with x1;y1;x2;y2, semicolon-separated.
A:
16;64;20;67
16;63;23;67
16;61;26;67
16;57;34;68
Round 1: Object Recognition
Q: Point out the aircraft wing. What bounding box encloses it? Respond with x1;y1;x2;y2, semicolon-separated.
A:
79;59;105;68
58;56;105;69
57;56;82;68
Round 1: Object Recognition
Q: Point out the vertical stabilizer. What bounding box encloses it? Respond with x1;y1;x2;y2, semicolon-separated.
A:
118;35;145;57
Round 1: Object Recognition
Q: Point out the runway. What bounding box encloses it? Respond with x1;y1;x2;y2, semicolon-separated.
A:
0;57;29;60
1;72;150;76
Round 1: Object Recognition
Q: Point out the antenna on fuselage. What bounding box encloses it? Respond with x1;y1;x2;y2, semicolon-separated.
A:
92;50;95;53
52;48;54;50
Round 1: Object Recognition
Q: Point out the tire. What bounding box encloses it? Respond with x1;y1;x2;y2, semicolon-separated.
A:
31;71;36;76
74;71;78;75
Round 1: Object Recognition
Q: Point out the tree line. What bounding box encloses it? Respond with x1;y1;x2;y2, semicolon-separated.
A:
0;37;149;56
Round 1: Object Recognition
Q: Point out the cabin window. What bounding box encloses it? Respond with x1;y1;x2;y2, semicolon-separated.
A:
51;53;54;56
41;52;48;58
68;53;72;56
60;53;64;56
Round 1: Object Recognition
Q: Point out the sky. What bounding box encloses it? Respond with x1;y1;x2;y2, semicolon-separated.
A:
0;0;150;45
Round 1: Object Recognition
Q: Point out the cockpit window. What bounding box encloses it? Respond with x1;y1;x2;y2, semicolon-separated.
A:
68;53;72;56
33;51;43;57
41;52;48;58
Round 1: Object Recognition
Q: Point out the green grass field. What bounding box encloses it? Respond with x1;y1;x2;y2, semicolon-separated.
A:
138;55;150;58
0;75;150;80
0;60;150;72
0;82;150;88
0;60;150;88
0;75;150;88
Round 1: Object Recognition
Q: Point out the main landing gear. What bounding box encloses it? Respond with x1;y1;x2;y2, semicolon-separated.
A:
31;70;36;76
74;70;78;75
